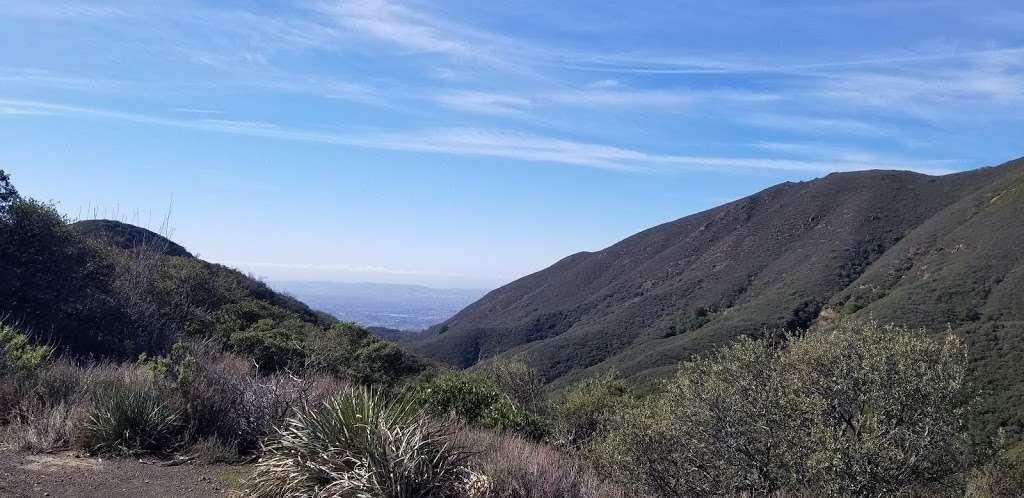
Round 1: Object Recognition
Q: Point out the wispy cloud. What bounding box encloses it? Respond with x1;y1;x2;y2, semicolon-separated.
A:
0;1;130;20
747;141;954;175
0;98;957;176
548;87;778;108
740;114;891;137
171;108;223;115
309;0;545;73
0;67;127;92
554;46;1024;76
312;0;475;56
436;91;533;116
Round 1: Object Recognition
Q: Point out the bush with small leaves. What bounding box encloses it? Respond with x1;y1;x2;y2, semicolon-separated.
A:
554;370;626;451
417;370;550;440
595;320;973;497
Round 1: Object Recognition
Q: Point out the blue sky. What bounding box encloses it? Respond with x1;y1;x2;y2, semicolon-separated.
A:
2;1;1022;288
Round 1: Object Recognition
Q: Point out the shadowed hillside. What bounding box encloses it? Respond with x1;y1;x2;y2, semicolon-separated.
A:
0;176;424;385
74;219;193;258
413;157;1024;428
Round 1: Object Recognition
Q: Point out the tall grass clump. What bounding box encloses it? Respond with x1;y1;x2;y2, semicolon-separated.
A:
80;368;181;455
3;399;82;452
247;387;468;498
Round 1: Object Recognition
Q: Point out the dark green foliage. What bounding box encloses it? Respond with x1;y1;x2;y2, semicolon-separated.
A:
0;169;18;205
0;197;127;355
416;371;550;440
0;324;53;373
229;318;311;372
0;170;425;387
214;300;296;340
666;306;713;337
74;219;191;258
419;371;502;422
553;370;626;450
306;322;425;385
346;337;425;385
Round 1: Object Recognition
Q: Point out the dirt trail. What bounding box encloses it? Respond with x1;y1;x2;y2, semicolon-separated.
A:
0;449;250;497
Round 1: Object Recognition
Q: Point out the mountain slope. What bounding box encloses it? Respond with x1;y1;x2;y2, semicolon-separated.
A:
74;219;193;258
413;159;1024;402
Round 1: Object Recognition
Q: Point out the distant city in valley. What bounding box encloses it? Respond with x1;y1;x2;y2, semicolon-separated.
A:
272;281;489;331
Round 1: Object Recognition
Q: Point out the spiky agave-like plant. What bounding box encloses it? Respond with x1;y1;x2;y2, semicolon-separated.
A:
246;387;469;498
80;370;181;455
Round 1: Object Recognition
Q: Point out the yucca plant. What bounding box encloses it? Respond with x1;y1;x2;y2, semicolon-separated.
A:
247;387;469;498
80;370;181;455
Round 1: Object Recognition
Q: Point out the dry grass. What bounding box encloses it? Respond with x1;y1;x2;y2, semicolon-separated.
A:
0;347;353;460
2;400;86;452
176;344;353;457
454;426;625;498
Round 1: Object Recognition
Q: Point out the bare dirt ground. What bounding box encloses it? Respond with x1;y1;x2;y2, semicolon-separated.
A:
0;448;250;497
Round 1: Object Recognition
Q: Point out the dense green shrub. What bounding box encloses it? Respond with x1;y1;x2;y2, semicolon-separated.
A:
595;320;973;497
229;318;311;372
417;371;550;440
306;322;425;385
0;324;52;373
214;300;296;341
666;306;714;337
785;321;971;495
553;370;626;450
0;197;127;355
247;388;468;498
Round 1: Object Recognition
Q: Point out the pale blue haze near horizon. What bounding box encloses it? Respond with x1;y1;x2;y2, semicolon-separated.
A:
2;0;1022;288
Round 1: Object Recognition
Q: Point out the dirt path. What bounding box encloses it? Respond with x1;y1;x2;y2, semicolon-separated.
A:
0;449;250;497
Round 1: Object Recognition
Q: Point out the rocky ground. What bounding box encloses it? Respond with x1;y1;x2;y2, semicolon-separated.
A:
0;448;250;497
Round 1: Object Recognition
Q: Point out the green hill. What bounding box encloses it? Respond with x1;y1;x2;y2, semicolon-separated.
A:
0;172;423;384
413;157;1024;432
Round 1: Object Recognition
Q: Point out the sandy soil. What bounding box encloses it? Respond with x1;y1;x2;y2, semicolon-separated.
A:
0;448;251;497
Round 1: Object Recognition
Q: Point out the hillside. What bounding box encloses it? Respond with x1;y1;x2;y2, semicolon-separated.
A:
74;219;193;258
413;158;1024;428
0;176;424;384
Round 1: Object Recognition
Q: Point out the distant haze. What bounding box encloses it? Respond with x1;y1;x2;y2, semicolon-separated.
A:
272;281;489;331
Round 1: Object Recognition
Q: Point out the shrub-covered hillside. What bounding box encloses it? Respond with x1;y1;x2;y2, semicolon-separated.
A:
413;157;1024;436
0;170;422;383
2;168;1022;497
